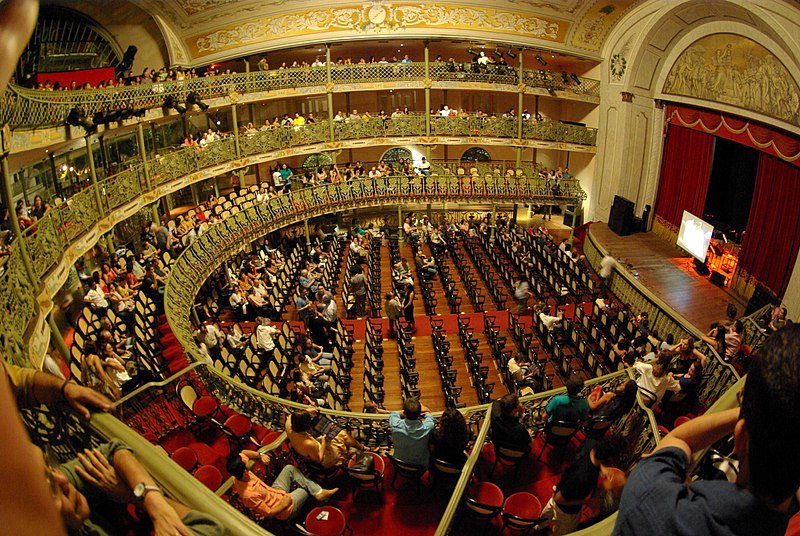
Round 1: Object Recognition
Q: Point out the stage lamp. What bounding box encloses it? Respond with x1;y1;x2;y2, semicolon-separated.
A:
535;54;547;66
466;48;477;57
66;106;97;134
164;96;187;114
186;92;210;111
493;48;504;59
506;48;517;59
561;71;569;84
570;73;582;85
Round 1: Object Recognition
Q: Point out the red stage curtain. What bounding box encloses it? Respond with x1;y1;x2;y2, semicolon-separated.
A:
654;125;714;229
665;104;800;167
739;154;800;298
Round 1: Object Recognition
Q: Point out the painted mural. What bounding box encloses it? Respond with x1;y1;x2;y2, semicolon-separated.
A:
664;33;800;127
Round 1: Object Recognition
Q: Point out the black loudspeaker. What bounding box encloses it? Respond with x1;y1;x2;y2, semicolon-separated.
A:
709;271;726;286
745;283;777;316
608;195;635;236
693;258;710;276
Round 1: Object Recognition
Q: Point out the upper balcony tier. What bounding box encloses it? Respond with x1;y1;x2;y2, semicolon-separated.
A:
2;62;599;132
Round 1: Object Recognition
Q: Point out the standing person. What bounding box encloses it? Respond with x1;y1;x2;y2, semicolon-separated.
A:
615;325;800;535
402;282;416;332
513;279;534;313
255;317;278;361
349;265;368;318
384;292;402;338
600;254;615;293
535;434;626;535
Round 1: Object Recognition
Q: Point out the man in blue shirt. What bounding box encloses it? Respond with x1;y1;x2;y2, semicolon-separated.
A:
614;325;800;535
545;374;589;424
376;398;435;467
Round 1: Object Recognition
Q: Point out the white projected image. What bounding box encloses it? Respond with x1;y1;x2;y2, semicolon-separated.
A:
677;210;714;263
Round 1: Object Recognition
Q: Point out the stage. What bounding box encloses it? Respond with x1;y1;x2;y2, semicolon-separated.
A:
588;223;747;332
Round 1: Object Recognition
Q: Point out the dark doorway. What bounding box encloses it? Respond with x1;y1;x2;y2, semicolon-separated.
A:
703;137;759;244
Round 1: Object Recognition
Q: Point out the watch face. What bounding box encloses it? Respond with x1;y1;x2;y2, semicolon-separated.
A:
134;483;145;498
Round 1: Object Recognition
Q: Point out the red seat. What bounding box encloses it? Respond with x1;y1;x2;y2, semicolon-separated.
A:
305;506;347;536
192;396;218;417
195;465;223;491
500;491;542;534
171;447;198;472
461;481;504;526
223;414;253;438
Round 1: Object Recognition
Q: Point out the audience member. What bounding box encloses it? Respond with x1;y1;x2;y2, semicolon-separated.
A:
430;407;470;465
375;398;435;467
490;393;532;450
545;374;589;424
227;451;337;521
285;409;365;468
615;325;800;535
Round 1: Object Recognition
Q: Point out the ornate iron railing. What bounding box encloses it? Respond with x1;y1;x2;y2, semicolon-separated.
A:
583;228;741;408
2;62;599;129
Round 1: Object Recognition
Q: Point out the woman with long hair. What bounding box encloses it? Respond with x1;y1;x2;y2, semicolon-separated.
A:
431;407;470;465
588;379;638;421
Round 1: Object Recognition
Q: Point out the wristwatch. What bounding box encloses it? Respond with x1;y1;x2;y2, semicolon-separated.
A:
133;483;162;501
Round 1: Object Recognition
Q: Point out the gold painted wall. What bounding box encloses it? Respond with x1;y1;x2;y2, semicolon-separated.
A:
664;33;800;127
187;3;569;57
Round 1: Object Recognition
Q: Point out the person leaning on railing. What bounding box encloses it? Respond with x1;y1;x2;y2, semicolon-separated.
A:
614;325;800;535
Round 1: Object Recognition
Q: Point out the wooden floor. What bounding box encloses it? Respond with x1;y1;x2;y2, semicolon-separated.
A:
590;223;747;332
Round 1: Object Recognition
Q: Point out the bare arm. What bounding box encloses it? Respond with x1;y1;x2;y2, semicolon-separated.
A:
112;449;193;536
655;407;739;459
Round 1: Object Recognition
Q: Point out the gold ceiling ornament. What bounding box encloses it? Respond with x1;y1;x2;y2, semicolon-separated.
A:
192;3;565;55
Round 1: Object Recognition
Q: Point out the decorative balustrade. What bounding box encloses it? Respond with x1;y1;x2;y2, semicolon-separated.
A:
583;228;741;408
2;62;599;130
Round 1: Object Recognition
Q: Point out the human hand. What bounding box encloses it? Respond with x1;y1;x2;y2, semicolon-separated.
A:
63;382;113;420
145;493;192;536
75;448;132;503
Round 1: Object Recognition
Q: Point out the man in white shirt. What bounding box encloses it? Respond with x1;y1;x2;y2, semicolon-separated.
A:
195;323;223;358
417;157;431;177
255;318;278;356
600;254;615;293
633;356;679;406
84;276;109;316
539;305;563;332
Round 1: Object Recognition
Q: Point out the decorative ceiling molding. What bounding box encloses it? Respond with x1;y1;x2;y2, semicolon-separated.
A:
569;0;639;52
187;3;568;57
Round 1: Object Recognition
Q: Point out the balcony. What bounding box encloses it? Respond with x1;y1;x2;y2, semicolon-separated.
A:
2;62;599;131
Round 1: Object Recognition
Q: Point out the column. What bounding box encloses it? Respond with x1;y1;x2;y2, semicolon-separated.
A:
512;204;518;224
397;205;403;243
136;122;152;190
151;203;160;225
231;104;241;158
326;44;335;142
515;147;522;170
0;155;37;286
149;122;159;158
424;41;431;138
516;51;524;170
489;203;497;244
190;181;200;205
85;136;106;216
48;152;63;199
304;218;312;252
105;233;115;254
47;313;70;361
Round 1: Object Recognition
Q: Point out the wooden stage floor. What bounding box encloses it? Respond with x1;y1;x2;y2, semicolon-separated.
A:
589;223;747;332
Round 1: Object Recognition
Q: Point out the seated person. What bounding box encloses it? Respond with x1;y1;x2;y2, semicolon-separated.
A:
507;353;544;392
633;354;680;406
668;359;703;401
373;398;435;467
546;374;590;424
539;305;564;332
588;379;638;421
615;325;800;535
49;439;223;535
490;393;532;451
227;451;337;521
430;407;470;465
536;434;626;535
414;250;437;278
285;409;365;468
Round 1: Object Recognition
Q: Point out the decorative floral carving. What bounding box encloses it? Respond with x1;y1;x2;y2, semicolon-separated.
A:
610;53;627;81
195;4;562;53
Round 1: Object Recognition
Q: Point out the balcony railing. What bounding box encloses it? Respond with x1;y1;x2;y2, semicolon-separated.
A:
2;62;599;129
